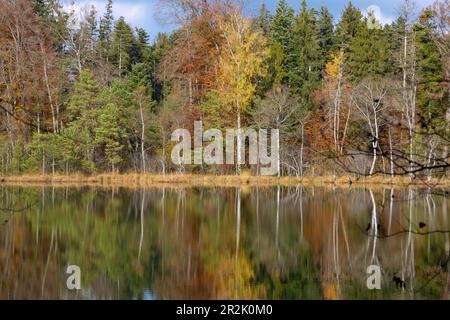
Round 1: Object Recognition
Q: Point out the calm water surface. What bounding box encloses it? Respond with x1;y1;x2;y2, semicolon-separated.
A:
0;185;449;300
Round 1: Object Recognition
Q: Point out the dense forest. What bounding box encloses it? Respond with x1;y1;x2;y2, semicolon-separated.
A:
0;0;448;178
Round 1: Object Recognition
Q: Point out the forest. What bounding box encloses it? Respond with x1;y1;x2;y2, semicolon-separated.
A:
0;0;448;179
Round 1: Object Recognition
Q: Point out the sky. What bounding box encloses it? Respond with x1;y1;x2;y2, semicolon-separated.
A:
62;0;436;41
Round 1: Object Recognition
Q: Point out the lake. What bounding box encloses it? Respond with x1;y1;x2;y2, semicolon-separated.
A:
0;185;449;300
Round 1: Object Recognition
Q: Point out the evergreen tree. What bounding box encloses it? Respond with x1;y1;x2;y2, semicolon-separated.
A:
346;12;390;82
288;0;321;106
317;6;335;69
99;0;114;42
136;28;150;47
65;70;103;172
415;11;448;133
270;0;294;52
99;0;114;62
95;103;125;172
129;63;152;93
268;0;295;85
385;16;407;77
150;32;173;101
335;2;363;49
136;27;152;64
111;17;140;76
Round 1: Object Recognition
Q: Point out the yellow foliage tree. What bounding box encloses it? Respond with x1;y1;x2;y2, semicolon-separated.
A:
324;49;347;153
325;49;345;80
217;7;269;175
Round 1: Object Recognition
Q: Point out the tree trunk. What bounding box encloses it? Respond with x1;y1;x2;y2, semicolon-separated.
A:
42;151;45;175
370;140;378;176
139;102;146;173
276;126;280;178
235;187;241;261
388;127;394;178
300;123;304;177
236;101;242;176
334;67;342;153
41;43;57;133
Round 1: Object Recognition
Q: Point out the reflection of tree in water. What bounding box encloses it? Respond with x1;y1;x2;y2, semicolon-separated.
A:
0;185;448;299
356;187;450;299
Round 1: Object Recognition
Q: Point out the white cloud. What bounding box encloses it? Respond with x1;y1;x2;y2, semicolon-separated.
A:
363;4;394;26
113;2;149;26
62;0;153;28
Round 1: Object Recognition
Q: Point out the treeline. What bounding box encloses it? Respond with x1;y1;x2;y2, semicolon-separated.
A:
0;0;448;177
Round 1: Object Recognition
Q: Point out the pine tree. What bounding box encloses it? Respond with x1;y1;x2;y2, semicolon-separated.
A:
346;12;390;82
95;103;125;172
136;27;152;64
65;70;103;172
415;10;448;133
129;63;152;92
288;0;321;106
385;16;407;76
136;28;150;47
111;17;140;76
317;6;335;71
99;0;114;62
270;0;294;52
336;2;363;49
99;0;114;42
268;0;295;85
150;32;173;102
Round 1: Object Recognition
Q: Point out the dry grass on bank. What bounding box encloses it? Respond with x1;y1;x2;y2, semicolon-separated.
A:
0;173;449;189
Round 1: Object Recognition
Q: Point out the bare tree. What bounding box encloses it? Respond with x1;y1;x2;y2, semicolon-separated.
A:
253;86;303;176
134;87;150;173
65;4;98;74
0;0;58;172
353;79;390;175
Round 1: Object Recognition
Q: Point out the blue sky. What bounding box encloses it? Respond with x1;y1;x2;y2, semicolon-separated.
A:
62;0;435;41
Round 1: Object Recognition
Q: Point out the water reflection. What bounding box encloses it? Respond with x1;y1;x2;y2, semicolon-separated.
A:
0;185;449;300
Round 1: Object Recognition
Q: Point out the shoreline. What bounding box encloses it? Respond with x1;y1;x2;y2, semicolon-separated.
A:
0;173;449;189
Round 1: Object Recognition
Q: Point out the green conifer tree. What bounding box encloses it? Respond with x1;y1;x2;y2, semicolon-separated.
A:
288;0;321;106
317;6;335;71
268;0;295;85
335;2;363;49
111;17;140;77
346;13;390;82
65;70;103;172
95;103;125;172
415;10;448;133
